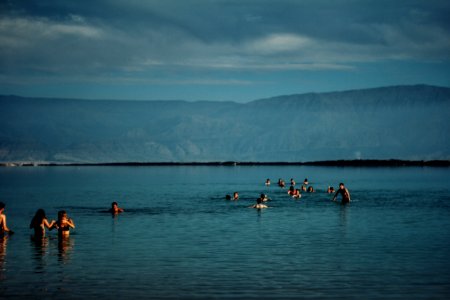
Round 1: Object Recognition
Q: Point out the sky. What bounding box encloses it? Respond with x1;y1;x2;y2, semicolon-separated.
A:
1;0;449;102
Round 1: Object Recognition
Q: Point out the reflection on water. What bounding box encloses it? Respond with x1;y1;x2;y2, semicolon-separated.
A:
0;236;8;281
30;236;49;273
57;236;74;264
0;166;449;299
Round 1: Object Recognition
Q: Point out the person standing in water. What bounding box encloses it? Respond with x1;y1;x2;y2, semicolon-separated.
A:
54;210;75;237
333;183;351;204
0;202;13;237
30;209;56;238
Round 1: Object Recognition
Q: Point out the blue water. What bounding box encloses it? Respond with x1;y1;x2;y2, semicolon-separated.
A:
0;166;449;299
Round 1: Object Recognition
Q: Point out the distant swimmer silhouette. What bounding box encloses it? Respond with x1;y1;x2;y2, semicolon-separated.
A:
333;183;351;204
109;201;124;214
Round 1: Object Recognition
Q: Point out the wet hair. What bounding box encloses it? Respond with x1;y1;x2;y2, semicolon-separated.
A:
0;202;5;210
111;201;118;207
225;195;231;200
339;183;344;186
57;210;67;221
256;198;262;204
30;208;46;228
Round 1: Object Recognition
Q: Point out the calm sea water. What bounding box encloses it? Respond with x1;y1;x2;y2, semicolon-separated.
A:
0;166;449;299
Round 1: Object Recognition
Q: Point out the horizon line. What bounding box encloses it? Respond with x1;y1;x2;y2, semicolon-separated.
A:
2;159;449;167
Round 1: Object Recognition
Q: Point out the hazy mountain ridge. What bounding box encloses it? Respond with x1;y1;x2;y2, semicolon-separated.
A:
1;85;449;163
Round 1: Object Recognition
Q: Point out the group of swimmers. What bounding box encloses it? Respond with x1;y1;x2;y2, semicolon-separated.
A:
0;201;124;240
227;178;351;209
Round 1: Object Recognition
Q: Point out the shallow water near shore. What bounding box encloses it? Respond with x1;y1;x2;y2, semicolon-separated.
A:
0;165;449;299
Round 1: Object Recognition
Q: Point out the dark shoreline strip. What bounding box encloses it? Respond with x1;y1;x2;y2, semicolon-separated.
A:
2;159;449;167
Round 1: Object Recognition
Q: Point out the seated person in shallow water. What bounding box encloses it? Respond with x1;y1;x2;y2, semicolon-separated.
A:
109;201;124;214
30;209;56;238
54;210;75;237
333;183;351;204
250;195;268;209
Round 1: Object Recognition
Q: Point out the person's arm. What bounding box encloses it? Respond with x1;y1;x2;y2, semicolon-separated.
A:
66;218;75;229
333;190;340;201
1;215;12;233
346;189;351;201
44;219;56;229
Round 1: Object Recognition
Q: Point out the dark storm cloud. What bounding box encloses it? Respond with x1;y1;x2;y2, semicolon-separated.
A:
0;0;449;89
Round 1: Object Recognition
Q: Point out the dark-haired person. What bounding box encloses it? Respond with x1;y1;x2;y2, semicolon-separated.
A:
0;202;14;237
55;210;75;237
250;195;268;209
333;183;351;204
109;202;124;214
30;209;56;238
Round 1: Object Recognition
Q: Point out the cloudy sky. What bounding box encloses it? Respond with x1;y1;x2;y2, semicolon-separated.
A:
1;0;449;102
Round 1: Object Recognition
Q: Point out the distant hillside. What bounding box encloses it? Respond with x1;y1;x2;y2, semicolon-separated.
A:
0;85;449;163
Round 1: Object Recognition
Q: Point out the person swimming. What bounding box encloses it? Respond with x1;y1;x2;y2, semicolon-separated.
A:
307;186;315;193
265;178;271;186
233;192;239;200
109;201;124;214
29;209;56;238
327;186;335;194
290;178;296;186
54;210;75;237
303;178;309;185
288;186;301;198
250;194;268;209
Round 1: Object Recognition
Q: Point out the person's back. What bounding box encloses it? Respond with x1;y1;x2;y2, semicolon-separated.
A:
0;202;13;237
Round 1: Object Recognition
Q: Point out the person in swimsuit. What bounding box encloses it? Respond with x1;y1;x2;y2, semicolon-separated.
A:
30;209;56;238
54;210;75;237
265;178;271;186
333;183;351;204
233;192;239;201
307;186;315;193
0;202;14;237
109;202;124;214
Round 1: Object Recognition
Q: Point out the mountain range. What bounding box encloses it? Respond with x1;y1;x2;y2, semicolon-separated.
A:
0;84;449;163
